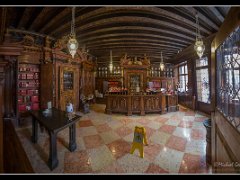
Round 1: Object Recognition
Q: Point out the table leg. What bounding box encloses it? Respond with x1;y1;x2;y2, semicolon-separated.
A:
48;132;58;170
69;123;77;152
31;117;38;143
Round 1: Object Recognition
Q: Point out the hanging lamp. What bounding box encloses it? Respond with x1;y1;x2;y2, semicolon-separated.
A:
109;50;113;73
160;52;165;71
194;14;205;58
67;7;78;58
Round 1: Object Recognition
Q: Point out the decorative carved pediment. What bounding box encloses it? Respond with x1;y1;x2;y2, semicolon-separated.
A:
22;35;34;46
120;53;150;67
53;35;68;50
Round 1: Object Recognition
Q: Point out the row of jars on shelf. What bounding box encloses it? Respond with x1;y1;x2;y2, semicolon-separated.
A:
98;66;122;77
149;71;174;77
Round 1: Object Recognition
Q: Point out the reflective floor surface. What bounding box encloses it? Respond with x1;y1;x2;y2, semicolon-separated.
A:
16;104;211;174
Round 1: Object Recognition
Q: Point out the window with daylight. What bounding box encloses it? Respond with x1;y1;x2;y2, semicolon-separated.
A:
196;57;210;103
216;26;240;132
178;62;188;92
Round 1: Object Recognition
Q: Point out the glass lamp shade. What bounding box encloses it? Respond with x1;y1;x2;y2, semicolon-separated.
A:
67;36;79;58
109;63;113;73
160;62;165;71
194;38;205;58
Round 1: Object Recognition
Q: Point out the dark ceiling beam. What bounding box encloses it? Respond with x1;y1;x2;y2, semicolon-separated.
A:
17;7;35;28
87;42;182;49
97;54;172;60
207;7;225;22
51;7;211;37
79;33;191;45
95;50;175;55
52;16;197;37
77;26;195;42
39;7;71;33
143;7;211;34
98;54;174;60
86;38;187;48
183;7;219;31
90;46;179;53
217;7;230;17
29;7;56;31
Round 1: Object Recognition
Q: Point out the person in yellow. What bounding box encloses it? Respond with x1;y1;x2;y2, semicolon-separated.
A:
130;126;148;158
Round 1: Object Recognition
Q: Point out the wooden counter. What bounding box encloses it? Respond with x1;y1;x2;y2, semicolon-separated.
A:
105;93;178;116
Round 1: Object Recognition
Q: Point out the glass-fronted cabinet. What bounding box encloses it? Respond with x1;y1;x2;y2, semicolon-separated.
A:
63;71;74;90
59;66;79;111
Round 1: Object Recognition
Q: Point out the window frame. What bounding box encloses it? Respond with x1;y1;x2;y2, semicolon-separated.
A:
195;56;211;104
178;61;188;93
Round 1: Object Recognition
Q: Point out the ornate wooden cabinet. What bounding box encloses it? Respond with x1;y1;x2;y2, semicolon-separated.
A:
120;54;150;92
41;36;83;112
105;94;166;116
80;61;95;97
59;66;79;111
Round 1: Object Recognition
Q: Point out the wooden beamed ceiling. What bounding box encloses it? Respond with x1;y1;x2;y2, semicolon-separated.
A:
5;6;230;63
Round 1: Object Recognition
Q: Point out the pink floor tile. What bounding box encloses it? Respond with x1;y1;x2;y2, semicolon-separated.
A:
121;118;132;125
191;129;205;140
145;163;169;173
154;117;169;123
159;125;176;134
144;126;156;139
144;144;163;162
137;118;150;125
115;126;132;137
83;135;104;149
195;117;207;122
64;151;92;173
166;135;187;152
107;139;131;159
78;120;93;127
96;123;112;133
179;153;201;173
178;121;193;128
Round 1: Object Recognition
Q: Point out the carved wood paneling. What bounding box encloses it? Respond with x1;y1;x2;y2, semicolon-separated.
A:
105;94;172;115
213;110;240;173
81;61;95;97
40;63;54;109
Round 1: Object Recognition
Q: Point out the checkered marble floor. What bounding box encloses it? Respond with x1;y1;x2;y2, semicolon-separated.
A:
16;104;211;174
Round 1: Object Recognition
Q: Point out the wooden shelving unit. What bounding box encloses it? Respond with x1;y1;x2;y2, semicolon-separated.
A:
17;64;40;121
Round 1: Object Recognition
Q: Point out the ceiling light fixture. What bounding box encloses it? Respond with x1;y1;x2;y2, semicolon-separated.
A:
67;7;78;58
194;14;205;58
109;50;113;73
160;51;165;71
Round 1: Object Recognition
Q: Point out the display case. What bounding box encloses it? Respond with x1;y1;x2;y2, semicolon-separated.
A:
97;65;122;78
63;71;73;90
17;64;40;116
59;66;79;111
149;63;174;78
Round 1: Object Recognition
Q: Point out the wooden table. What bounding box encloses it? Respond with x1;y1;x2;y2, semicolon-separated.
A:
30;108;81;170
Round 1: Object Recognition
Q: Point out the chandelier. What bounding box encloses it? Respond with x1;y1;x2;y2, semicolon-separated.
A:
109;50;113;73
160;51;165;71
194;14;205;58
67;7;78;58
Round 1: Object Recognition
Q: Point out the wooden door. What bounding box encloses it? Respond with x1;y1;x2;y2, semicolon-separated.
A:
40;63;54;109
59;66;79;111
